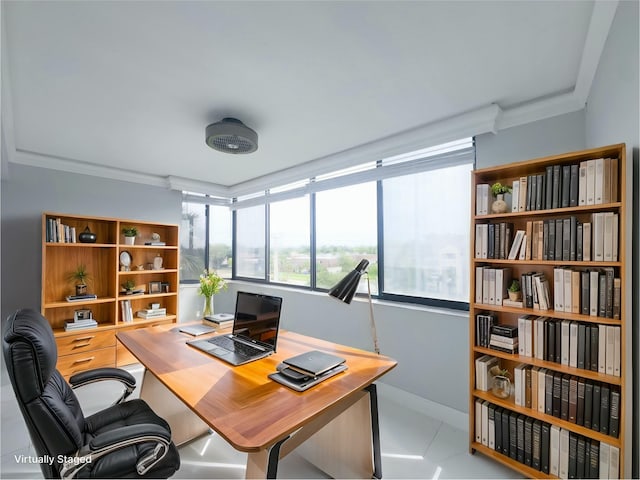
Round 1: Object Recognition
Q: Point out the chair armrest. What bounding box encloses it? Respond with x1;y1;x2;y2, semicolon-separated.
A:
69;368;136;403
87;423;170;450
61;424;172;479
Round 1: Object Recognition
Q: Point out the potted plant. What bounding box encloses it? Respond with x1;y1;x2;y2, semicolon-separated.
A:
507;279;521;301
490;182;512;213
198;269;227;317
122;226;138;245
68;264;90;296
121;279;136;294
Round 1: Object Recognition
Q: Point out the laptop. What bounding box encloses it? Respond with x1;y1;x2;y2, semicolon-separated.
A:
187;291;282;366
282;350;346;377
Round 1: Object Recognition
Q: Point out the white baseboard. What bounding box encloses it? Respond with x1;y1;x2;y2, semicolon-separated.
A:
376;382;469;432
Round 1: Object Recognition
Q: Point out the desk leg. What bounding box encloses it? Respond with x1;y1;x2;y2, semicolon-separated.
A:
295;384;381;479
140;369;210;446
245;436;289;479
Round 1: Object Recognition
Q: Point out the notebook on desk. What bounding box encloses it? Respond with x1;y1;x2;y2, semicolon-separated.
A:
187;291;282;366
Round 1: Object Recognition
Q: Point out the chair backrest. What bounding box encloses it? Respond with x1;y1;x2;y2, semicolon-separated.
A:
3;308;85;478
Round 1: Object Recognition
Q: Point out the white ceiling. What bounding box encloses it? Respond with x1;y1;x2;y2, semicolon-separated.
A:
1;1;619;195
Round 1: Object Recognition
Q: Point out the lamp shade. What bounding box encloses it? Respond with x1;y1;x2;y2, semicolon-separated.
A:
328;259;369;304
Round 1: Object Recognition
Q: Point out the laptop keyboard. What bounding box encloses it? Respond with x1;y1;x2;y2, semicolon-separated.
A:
210;335;262;356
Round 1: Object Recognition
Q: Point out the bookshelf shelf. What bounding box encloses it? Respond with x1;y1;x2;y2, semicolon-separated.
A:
473;346;623;386
473;390;622;447
41;212;179;376
469;144;627;478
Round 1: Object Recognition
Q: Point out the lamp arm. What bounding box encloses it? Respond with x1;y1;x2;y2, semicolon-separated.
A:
365;273;380;355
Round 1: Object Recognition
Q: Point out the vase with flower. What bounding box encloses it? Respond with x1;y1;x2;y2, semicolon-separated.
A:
198;269;227;317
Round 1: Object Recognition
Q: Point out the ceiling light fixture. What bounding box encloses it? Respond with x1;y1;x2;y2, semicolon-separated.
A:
205;117;258;154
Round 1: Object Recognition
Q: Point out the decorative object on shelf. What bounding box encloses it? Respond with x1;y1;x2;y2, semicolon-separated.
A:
328;259;380;354
490;366;511;399
121;226;138;245
121;279;136;294
153;254;163;270
78;226;97;243
68;264;90;296
490;182;512;214
145;232;166;246
162;282;170;293
136;264;144;270
507;279;521;302
151;232;161;242
148;281;163;294
119;250;132;271
198;269;227;317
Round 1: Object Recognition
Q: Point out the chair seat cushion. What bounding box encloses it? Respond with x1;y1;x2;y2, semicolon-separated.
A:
79;399;180;478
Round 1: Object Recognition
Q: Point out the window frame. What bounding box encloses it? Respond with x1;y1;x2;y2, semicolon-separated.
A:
182;139;475;311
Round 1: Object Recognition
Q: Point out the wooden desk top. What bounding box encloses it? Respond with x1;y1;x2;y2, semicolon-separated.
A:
117;325;397;452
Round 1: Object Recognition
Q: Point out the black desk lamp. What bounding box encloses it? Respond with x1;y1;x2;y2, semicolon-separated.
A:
328;259;380;354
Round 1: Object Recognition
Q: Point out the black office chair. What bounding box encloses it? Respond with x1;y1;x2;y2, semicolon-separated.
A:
2;308;180;478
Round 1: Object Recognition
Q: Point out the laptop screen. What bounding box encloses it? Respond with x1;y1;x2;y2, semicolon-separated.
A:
233;291;282;350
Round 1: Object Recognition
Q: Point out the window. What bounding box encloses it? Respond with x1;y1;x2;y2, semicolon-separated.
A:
180;202;206;281
315;182;378;294
183;138;473;310
382;162;472;303
235;204;266;279
208;205;232;278
269;196;311;286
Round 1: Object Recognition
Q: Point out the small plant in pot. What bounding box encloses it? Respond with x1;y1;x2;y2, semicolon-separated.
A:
490;182;512;213
508;279;521;301
121;279;136;294
122;226;138;245
68;264;91;296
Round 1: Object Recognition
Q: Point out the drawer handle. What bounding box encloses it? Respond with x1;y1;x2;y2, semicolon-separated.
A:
73;357;95;365
73;342;92;349
73;336;95;342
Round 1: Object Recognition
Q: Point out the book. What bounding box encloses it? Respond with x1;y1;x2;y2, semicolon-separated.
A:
560;374;570;421
488;404;496;449
577;378;585;426
516;414;525;463
575;436;586;478
568;432;578;479
532;420;542;470
524;417;533;466
64;319;98;331
65;294;98;302
592;382;601;431
494;407;503;453
568;376;577;423
609;444;620;480
501;409;510;456
584;380;593;429
144;241;166;246
511;180;520;212
610;387;620;438
541;422;550;474
559;428;569;479
481;401;489;446
579;162;588;206
569;164;579;207
600;383;610;435
561;165;571;208
549;425;560;476
599;442;610;480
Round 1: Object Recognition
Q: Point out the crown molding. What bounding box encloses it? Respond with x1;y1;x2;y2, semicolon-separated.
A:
13;149;170;188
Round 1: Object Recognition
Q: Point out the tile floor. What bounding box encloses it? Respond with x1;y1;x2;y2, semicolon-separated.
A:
1;364;519;479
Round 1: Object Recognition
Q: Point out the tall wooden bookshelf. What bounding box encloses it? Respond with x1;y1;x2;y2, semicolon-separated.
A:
469;144;626;478
41;213;179;376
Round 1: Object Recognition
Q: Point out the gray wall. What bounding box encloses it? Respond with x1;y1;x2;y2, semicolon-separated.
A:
583;1;639;476
476;110;585;169
0;163;182;320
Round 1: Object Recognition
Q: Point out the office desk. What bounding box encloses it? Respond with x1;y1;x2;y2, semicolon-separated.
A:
117;325;397;479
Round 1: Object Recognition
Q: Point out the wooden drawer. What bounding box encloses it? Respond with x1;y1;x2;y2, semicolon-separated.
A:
116;320;173;366
56;330;116;356
57;347;116;377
